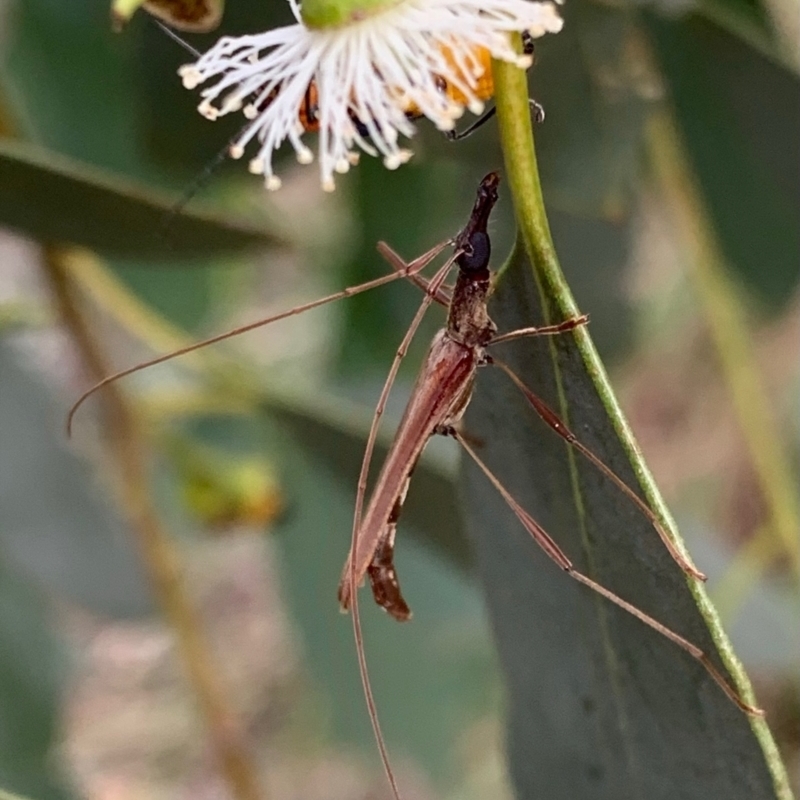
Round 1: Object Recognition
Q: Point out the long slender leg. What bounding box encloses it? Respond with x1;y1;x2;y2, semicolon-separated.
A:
489;314;589;346
445;98;545;142
67;239;451;434
342;256;457;800
450;428;763;717
445;106;497;142
489;357;707;581
377;241;451;307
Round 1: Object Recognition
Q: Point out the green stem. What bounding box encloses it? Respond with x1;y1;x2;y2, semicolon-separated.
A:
44;246;267;800
491;48;576;319
647;109;800;581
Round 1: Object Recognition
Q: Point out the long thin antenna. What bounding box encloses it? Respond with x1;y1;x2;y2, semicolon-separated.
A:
66;242;449;435
150;18;239;232
153;19;201;58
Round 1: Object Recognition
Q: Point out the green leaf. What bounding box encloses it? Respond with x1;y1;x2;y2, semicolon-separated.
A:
461;239;789;798
0;559;71;800
0;138;283;258
0;789;40;800
0;341;152;618
479;52;793;797
646;12;800;308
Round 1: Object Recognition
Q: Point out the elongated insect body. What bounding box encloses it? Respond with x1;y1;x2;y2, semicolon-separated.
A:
338;330;481;619
339;171;500;618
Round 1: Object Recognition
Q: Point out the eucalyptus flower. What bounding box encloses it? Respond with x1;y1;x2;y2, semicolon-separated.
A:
179;0;563;190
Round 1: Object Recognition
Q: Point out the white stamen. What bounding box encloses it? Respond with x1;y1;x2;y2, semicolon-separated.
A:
229;144;245;159
222;94;243;114
297;146;314;164
181;0;563;189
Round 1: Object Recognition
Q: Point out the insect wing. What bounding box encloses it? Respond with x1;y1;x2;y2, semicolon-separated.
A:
338;331;478;613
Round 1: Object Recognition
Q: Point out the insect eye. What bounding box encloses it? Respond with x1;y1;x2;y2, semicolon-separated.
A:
458;231;491;272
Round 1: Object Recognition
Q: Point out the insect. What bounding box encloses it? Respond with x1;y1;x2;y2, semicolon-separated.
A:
68;174;762;800
260;32;542;142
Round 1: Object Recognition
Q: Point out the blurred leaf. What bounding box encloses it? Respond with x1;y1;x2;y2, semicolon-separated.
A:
647;11;800;307
106;257;219;333
533;2;655;216
0;560;71;800
461;239;788;798
2;0;150;175
693;0;788;65
1;0;286;182
0;341;152;618
0;138;282;258
0;790;40;800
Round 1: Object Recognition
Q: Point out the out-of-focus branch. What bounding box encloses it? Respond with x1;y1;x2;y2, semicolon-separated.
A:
43;245;266;800
646;110;800;590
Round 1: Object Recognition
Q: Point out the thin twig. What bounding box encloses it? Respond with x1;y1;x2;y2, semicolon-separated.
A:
43;245;265;800
647;110;800;581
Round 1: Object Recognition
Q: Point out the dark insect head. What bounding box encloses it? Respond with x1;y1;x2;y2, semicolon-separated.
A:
455;171;500;274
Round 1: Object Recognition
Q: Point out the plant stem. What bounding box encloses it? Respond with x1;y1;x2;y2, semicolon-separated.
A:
646;109;800;581
43;246;266;800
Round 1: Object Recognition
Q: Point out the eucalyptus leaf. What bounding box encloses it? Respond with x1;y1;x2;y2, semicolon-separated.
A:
0;138;282;258
0;789;40;800
0;341;152;618
461;239;790;799
646;12;800;308
0;560;71;800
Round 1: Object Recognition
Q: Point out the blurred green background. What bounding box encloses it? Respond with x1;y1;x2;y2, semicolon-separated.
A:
0;0;797;798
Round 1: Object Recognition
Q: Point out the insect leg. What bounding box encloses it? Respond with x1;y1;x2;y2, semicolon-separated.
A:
67;240;451;435
450;429;764;717
377;242;452;306
489;314;589;346
489;357;707;581
445;98;545;142
445;106;497;141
